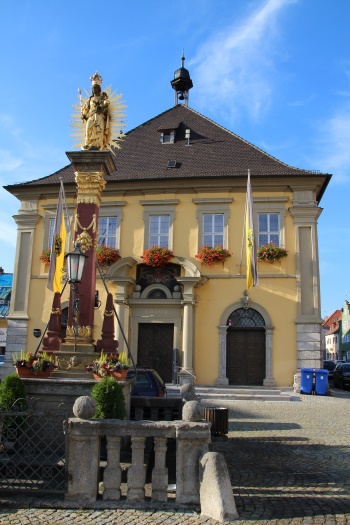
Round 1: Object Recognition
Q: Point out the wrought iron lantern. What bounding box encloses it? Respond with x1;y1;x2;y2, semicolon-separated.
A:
65;243;87;284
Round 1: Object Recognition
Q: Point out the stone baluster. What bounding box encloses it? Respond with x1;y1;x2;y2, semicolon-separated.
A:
127;436;146;500
151;437;168;502
103;436;122;500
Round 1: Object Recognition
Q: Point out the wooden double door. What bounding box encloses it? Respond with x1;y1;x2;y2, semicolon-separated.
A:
137;323;174;383
226;328;266;385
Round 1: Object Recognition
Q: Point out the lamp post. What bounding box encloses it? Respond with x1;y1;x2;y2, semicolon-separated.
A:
65;243;88;351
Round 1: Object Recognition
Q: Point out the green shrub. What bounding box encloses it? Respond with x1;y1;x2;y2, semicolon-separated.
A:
0;373;27;410
91;377;126;419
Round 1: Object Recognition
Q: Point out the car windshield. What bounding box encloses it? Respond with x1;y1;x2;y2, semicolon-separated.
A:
342;364;350;372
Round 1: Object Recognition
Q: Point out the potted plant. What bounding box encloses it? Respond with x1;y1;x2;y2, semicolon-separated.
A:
195;245;231;266
87;350;132;380
141;246;173;267
96;245;121;268
39;249;51;264
257;243;288;263
13;350;55;378
90;377;126;419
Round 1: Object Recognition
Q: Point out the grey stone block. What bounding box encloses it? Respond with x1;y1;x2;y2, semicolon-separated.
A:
200;451;239;522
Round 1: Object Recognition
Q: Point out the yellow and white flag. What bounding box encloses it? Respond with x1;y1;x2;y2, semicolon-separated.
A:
48;181;67;292
246;170;259;290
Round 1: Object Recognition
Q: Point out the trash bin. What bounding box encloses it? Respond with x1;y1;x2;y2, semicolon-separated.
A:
203;407;228;436
300;368;315;394
315;369;329;396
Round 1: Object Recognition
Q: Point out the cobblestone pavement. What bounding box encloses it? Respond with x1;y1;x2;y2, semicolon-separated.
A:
1;386;350;524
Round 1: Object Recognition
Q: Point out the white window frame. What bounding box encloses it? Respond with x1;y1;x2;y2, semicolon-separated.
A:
160;131;175;144
193;198;233;251
253;198;289;249
140;200;179;250
98;202;126;251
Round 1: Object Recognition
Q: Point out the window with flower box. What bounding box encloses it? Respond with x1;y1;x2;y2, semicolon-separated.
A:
258;213;280;246
98;217;118;248
140;199;179;250
253;198;289;249
98;202;125;250
193;198;232;250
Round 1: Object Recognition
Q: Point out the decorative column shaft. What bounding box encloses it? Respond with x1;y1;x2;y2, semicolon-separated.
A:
65;151;114;344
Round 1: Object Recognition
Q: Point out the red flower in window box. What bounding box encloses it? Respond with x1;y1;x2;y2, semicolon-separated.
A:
195;245;231;267
96;245;121;267
39;249;51;264
141;246;173;267
257;243;288;263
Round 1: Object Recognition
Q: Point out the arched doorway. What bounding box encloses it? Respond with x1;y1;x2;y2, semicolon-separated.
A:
226;308;266;385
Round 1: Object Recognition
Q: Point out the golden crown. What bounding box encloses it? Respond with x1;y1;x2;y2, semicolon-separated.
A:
90;72;103;86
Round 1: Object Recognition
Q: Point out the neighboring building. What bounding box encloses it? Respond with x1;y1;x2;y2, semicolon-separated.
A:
322;311;341;360
0;268;13;358
341;300;350;361
2;62;331;387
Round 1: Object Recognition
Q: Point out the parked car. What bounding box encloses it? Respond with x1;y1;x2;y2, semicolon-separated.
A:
333;363;350;389
323;360;336;379
126;368;166;397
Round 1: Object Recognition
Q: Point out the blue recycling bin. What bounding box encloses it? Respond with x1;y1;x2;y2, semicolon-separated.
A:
300;368;315;394
315;369;329;396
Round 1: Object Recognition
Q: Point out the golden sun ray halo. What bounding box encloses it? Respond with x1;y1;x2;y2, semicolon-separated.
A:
71;85;127;154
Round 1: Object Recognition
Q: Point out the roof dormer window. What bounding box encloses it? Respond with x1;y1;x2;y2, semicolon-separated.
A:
160;130;175;144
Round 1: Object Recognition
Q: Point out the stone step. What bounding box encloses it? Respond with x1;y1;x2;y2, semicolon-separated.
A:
165;385;300;402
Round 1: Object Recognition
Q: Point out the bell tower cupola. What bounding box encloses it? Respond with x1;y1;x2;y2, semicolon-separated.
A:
171;52;193;107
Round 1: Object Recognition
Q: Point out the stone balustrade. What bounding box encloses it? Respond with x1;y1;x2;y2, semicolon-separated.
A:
65;418;211;505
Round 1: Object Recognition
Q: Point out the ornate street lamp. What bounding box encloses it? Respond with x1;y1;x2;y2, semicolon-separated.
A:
65;243;88;350
66;243;87;284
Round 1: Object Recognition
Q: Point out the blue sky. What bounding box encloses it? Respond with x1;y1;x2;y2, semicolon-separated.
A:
0;0;349;317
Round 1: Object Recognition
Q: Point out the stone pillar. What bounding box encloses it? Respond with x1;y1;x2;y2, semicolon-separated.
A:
127;436;146;501
65;151;115;346
176;422;211;504
151;437;168;502
289;191;323;370
216;326;229;385
65;431;100;503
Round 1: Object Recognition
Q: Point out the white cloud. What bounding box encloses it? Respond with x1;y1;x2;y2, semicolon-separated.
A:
0;218;16;247
0;150;22;171
310;110;350;180
191;0;298;122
